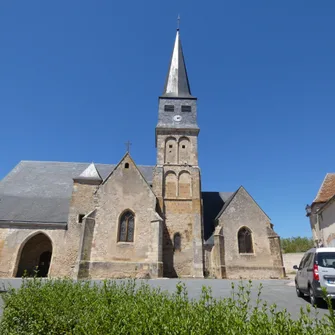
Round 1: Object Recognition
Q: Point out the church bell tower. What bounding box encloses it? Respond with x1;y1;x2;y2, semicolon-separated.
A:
152;26;204;278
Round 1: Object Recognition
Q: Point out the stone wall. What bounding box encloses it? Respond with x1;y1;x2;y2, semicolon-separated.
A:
83;154;163;279
156;131;199;166
318;201;335;247
282;252;304;274
0;227;67;277
0;154;164;280
160;167;203;278
63;181;99;278
308;202;326;243
154;129;204;278
215;187;285;279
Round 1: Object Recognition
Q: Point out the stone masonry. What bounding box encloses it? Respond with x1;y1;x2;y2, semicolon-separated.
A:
0;28;285;280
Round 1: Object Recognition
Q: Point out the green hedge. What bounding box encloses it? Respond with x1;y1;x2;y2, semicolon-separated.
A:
0;278;334;334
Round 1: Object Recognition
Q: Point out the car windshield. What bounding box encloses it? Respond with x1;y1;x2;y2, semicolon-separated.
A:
317;252;335;268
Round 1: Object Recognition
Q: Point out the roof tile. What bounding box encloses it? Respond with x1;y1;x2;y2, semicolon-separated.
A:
314;173;335;203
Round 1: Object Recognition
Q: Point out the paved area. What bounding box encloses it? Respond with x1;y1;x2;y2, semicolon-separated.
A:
0;278;333;320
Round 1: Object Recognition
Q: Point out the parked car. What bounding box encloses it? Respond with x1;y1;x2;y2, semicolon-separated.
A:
293;247;335;306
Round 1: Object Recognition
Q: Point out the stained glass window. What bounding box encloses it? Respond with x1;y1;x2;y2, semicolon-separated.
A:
238;227;253;254
118;211;135;242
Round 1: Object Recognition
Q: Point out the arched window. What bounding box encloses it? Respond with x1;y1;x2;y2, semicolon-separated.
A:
178;171;192;198
165;137;177;164
178;137;190;164
174;233;181;251
118;211;135;242
238;227;253;254
165;171;177;198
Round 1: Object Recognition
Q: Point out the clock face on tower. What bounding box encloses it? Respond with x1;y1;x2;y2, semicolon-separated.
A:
173;115;182;122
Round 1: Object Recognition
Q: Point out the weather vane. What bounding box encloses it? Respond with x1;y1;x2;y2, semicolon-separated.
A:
177;14;180;31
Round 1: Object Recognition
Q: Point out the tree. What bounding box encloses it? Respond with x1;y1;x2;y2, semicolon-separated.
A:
280;236;314;253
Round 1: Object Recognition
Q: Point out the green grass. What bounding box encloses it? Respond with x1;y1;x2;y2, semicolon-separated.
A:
0;278;335;334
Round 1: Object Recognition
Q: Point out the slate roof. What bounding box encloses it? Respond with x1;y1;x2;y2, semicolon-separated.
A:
313;173;335;203
0;161;234;235
203;187;272;246
214;190;239;221
162;29;194;99
202;192;234;242
0;161;154;224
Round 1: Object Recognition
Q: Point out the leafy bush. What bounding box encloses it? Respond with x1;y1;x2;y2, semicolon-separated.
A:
0;278;334;334
281;236;315;253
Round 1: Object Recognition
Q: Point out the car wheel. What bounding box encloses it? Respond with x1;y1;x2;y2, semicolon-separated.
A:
295;282;302;298
309;286;319;307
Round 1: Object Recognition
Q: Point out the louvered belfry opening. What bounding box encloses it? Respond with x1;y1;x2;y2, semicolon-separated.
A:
164;105;175;112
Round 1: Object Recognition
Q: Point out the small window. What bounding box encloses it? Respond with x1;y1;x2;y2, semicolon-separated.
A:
174;233;181;251
298;255;307;270
164;105;174;112
78;214;85;223
304;253;314;268
182;145;185;149
169;144;173;148
125;163;129;169
181;105;191;113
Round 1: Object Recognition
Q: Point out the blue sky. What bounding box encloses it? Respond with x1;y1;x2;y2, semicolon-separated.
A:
1;1;334;238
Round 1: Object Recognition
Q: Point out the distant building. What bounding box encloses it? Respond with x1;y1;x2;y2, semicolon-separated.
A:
0;27;284;279
306;174;335;247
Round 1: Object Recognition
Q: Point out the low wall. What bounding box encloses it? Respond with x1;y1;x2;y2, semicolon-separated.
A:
78;261;163;279
224;266;285;279
282;253;304;273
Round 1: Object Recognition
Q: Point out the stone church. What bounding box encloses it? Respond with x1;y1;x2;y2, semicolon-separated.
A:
0;28;285;279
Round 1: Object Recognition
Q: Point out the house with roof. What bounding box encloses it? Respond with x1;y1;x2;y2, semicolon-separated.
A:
306;174;335;247
0;28;285;279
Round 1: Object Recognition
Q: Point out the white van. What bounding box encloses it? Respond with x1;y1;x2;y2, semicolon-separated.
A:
294;247;335;306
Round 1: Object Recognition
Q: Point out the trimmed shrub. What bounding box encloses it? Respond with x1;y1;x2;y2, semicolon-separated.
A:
0;278;334;334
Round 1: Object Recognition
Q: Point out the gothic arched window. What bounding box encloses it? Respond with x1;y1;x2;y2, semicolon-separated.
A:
238;227;253;254
118;211;135;242
174;233;181;251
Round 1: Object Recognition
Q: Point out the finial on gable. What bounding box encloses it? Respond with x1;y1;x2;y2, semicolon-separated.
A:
125;140;132;153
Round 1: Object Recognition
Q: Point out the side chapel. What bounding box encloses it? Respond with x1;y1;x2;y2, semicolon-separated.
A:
0;27;285;279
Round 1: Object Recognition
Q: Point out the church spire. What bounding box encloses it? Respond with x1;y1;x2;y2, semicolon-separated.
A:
162;25;194;98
